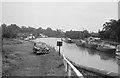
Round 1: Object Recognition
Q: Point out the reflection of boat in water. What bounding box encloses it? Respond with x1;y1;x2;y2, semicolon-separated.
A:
77;45;86;51
96;51;116;60
86;48;96;55
86;48;116;60
96;42;116;53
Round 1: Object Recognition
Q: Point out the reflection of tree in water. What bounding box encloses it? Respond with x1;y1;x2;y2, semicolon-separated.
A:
77;45;116;61
96;51;116;61
86;48;96;55
77;46;86;51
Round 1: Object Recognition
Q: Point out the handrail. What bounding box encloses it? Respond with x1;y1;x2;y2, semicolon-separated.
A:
62;54;83;77
116;45;120;52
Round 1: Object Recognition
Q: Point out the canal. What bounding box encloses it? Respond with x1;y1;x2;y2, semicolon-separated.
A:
35;37;118;74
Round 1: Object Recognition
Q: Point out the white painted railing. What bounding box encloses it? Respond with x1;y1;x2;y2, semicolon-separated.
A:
116;45;120;52
62;54;84;78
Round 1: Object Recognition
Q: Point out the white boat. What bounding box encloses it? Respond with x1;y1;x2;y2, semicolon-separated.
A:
63;38;74;43
116;45;120;55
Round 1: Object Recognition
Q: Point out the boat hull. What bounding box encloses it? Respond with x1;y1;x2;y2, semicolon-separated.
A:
96;46;116;53
76;41;85;47
85;43;97;49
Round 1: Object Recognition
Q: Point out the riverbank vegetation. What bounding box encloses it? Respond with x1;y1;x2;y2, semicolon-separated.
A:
1;19;120;42
1;24;64;38
99;19;120;42
65;19;120;43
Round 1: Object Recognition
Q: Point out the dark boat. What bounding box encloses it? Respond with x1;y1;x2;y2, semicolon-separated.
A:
85;42;98;49
96;44;116;53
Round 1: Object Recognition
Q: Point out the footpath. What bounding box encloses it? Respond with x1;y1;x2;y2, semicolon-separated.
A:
2;39;67;76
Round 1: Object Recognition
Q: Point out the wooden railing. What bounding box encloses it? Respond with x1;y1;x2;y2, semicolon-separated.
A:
62;54;84;78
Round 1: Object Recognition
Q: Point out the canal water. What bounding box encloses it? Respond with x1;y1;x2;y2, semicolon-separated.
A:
35;37;119;74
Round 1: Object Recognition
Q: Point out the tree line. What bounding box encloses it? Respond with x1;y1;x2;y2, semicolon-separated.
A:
2;19;120;42
1;24;99;40
65;19;120;42
1;24;64;38
65;30;91;39
99;19;120;42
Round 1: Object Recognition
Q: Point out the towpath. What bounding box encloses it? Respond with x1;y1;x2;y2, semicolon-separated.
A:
3;39;67;76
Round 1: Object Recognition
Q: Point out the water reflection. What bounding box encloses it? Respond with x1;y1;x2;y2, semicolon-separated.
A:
35;38;118;74
97;51;116;61
77;45;116;61
86;48;96;55
77;46;86;51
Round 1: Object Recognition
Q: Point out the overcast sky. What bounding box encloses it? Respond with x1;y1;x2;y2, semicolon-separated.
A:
2;2;118;32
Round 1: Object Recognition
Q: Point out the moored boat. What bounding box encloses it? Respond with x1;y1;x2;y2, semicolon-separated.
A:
63;38;74;43
96;43;116;53
85;42;98;49
76;39;86;47
84;37;99;49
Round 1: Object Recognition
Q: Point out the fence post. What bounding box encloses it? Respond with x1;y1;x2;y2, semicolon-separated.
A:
65;61;67;72
62;55;83;77
68;66;71;78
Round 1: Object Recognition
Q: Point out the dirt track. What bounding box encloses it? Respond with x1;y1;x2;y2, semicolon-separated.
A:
2;39;67;76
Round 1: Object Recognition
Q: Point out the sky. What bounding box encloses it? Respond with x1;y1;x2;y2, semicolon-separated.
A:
2;1;118;32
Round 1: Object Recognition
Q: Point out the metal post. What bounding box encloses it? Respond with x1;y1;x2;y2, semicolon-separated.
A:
59;46;60;56
65;61;67;71
68;66;71;78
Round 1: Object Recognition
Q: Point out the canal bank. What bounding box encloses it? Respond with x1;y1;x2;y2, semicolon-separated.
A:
2;38;119;77
35;38;119;77
2;38;67;76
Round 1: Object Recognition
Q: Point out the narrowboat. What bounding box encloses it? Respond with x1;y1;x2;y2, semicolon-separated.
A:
85;42;98;49
96;42;116;53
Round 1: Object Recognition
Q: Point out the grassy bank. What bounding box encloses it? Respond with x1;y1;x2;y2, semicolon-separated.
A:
2;38;67;76
2;38;23;76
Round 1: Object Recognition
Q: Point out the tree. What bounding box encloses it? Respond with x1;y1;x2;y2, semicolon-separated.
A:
2;24;20;38
99;19;120;42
